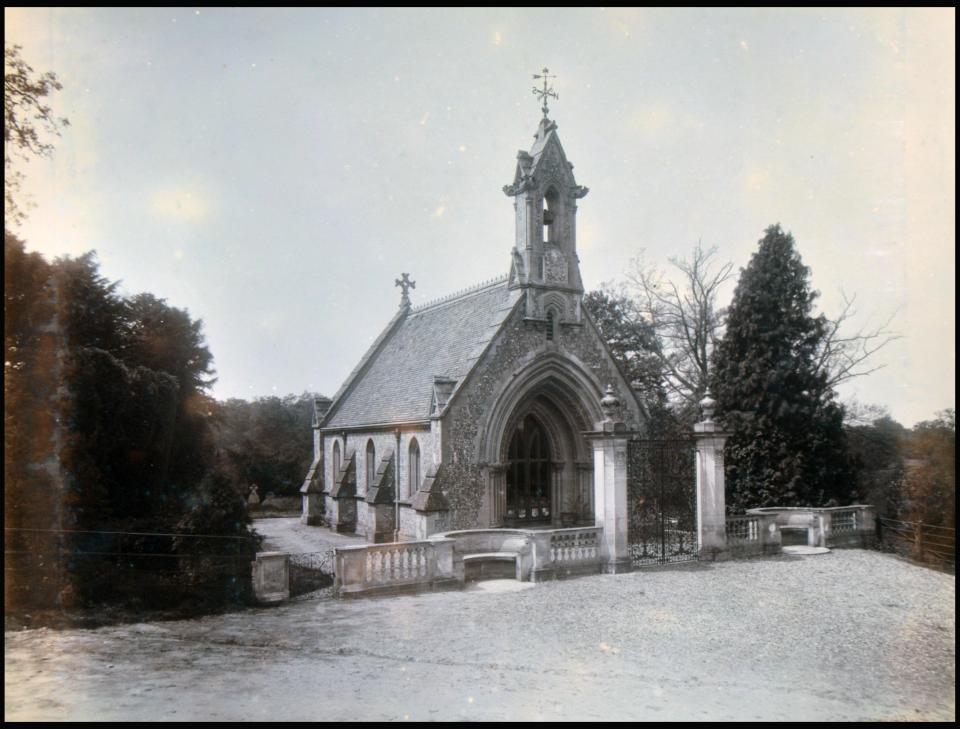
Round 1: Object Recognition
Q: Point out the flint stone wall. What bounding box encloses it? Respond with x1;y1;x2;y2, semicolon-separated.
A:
440;304;643;531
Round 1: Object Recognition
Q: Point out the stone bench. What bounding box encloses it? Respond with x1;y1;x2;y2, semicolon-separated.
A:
779;523;817;547
461;551;524;581
430;529;534;581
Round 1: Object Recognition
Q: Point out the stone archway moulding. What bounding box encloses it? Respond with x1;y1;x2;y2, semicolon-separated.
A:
478;351;606;465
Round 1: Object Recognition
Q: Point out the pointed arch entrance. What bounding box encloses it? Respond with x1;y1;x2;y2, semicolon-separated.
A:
480;354;605;528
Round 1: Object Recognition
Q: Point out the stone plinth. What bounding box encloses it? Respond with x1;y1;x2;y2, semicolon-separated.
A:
251;552;289;604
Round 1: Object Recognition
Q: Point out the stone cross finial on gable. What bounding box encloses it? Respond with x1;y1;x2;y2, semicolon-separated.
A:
395;272;416;309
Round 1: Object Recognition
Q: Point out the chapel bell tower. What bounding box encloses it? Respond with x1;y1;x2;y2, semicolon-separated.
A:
503;69;589;325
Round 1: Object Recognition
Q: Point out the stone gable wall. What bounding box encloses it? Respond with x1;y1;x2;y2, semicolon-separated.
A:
439;303;643;530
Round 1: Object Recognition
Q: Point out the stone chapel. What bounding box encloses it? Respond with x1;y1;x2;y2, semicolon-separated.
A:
301;109;646;542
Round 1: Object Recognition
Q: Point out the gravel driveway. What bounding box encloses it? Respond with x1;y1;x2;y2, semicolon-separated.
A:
253;517;366;553
4;549;954;721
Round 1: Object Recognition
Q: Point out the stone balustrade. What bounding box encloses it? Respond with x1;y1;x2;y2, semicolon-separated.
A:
333;538;458;597
724;514;781;558
529;527;602;580
746;505;877;549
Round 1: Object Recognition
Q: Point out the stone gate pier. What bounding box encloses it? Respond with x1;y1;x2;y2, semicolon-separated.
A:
693;393;729;560
586;386;632;573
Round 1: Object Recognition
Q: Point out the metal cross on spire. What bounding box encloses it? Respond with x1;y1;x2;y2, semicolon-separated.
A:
395;272;416;308
532;67;558;119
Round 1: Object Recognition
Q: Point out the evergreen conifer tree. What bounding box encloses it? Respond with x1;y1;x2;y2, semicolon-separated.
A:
712;224;855;512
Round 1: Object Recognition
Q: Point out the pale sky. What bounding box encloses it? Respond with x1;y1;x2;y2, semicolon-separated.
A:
5;7;955;427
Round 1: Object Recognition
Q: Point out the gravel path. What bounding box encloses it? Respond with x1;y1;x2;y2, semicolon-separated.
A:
253;517;365;553
5;549;954;721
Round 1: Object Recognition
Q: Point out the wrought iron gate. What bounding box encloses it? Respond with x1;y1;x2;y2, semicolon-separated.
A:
627;438;698;565
288;550;335;597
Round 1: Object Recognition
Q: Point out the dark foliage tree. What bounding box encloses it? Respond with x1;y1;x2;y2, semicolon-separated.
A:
902;409;955;529
213;393;320;498
55;252;127;354
846;414;907;519
712;224;856;512
53;255;222;523
173;463;260;605
583;287;665;417
124;293;216;394
4;233;66;606
122;293;218;491
63;347;180;524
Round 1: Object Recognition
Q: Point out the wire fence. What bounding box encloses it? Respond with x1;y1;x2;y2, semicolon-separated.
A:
4;526;260;609
876;518;955;569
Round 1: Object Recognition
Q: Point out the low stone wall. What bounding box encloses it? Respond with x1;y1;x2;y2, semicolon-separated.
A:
724;514;782;559
429;529;534;580
333;538;460;598
330;527;604;597
430;526;602;583
528;527;603;581
746;505;877;549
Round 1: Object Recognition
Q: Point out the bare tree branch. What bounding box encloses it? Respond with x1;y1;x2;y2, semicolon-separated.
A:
624;242;735;408
817;288;902;388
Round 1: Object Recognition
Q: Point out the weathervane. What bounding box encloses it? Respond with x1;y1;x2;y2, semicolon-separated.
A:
532;67;558;119
395;272;416;309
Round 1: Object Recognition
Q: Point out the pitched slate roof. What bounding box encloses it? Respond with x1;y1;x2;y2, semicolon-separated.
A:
322;275;520;429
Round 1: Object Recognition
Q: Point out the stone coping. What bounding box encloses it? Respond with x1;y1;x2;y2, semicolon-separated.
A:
747;505;873;514
428;526;601;540
334;537;455;554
